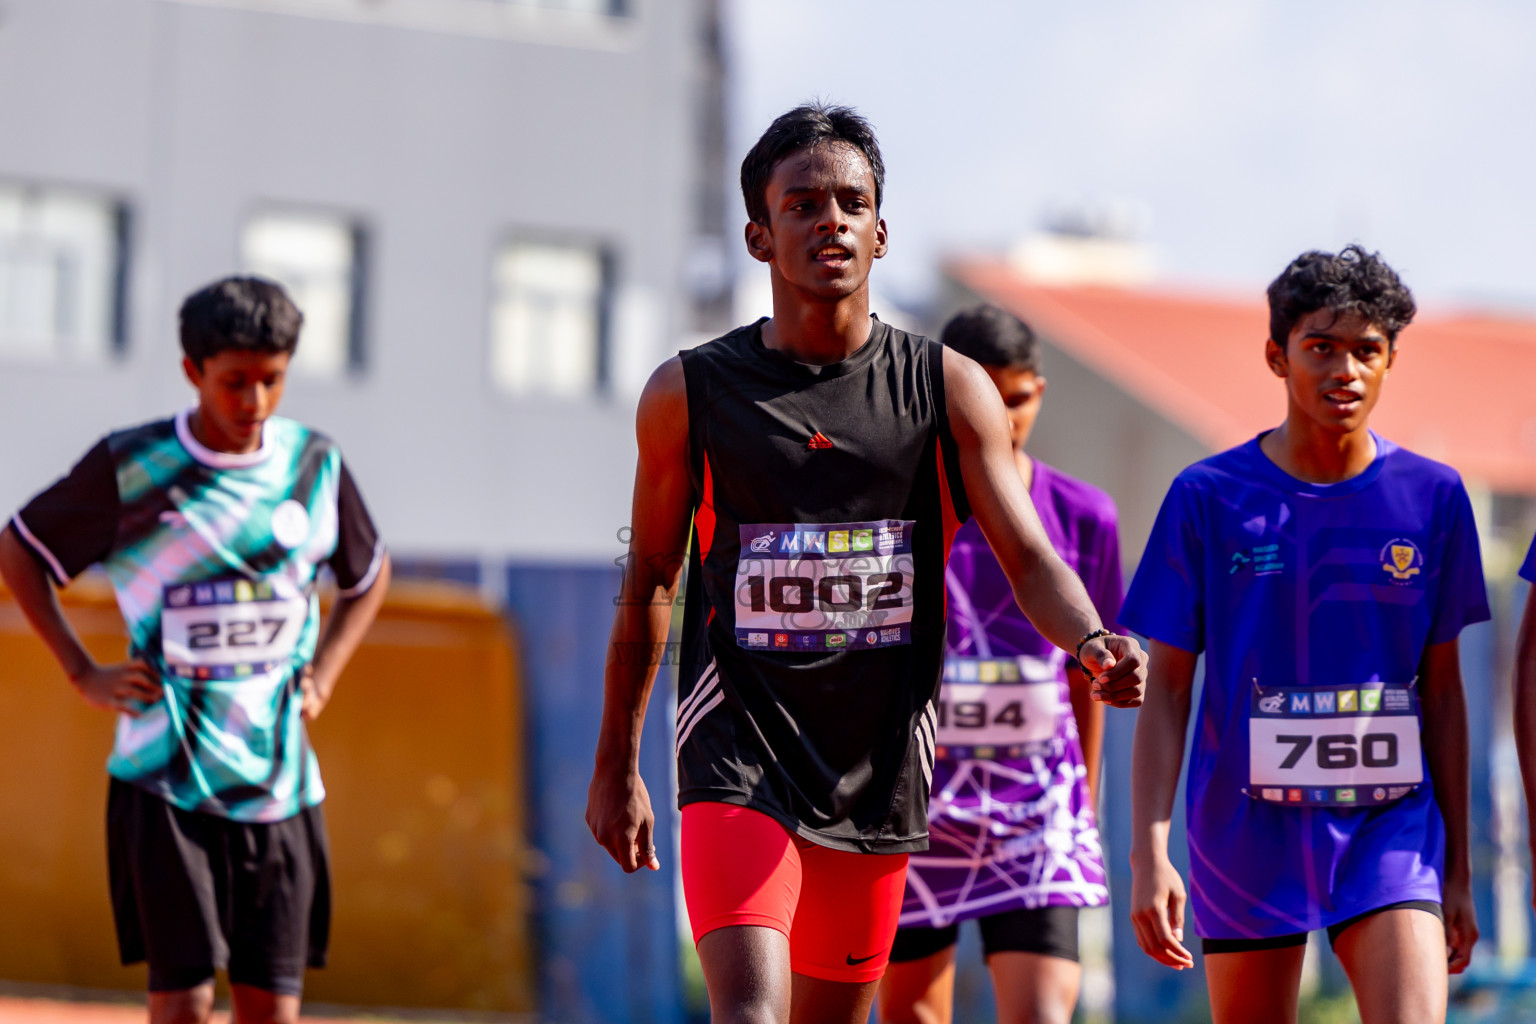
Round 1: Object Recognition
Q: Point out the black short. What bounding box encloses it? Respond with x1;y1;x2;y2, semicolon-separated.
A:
889;906;1079;964
1200;900;1443;955
107;778;331;996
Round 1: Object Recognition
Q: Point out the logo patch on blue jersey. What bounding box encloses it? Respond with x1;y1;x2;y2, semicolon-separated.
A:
1314;692;1336;714
1290;693;1311;713
1230;543;1284;576
1380;537;1424;584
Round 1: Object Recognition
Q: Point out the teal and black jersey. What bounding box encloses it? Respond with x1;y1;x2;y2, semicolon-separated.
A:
12;409;383;822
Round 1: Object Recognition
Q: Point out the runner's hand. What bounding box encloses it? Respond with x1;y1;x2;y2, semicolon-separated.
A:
1080;634;1147;708
71;661;161;716
586;765;661;873
1130;853;1194;969
1443;876;1478;974
299;665;332;722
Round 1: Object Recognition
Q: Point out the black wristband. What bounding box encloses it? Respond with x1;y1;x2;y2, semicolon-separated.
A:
1075;629;1113;679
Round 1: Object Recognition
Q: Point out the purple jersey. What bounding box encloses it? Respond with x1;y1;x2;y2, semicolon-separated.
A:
1121;434;1489;940
899;461;1120;927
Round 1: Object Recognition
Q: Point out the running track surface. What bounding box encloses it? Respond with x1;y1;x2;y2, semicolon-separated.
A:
0;997;479;1022
0;999;155;1023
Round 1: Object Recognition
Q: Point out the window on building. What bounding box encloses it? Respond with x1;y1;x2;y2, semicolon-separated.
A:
490;239;610;398
241;211;365;379
0;183;127;363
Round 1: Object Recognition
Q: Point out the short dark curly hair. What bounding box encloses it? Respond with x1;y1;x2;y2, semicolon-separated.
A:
740;102;885;227
179;276;303;368
1267;245;1416;348
941;305;1039;372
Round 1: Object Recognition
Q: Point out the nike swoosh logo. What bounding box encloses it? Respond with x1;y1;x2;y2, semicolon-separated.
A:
845;952;880;966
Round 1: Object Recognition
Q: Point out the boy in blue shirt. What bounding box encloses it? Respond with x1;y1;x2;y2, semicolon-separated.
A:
1122;247;1485;1023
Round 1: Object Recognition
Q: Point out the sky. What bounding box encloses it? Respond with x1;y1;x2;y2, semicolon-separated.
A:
722;0;1536;312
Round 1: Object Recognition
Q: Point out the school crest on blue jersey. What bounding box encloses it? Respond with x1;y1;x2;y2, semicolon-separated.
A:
1380;537;1424;584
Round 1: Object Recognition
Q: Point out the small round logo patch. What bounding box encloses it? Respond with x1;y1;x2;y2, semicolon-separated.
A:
271;500;311;549
1380;537;1424;584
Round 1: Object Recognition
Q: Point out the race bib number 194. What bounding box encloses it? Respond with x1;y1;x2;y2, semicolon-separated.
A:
734;520;915;652
1248;683;1422;808
934;654;1065;755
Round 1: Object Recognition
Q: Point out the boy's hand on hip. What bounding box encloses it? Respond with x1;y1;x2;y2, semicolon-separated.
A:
72;661;161;716
299;665;333;722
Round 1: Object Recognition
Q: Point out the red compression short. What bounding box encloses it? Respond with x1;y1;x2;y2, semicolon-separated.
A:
680;802;909;983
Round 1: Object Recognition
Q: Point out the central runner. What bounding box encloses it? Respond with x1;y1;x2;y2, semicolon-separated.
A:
586;103;1147;1024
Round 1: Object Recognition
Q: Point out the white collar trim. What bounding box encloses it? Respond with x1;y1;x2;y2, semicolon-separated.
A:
174;407;274;468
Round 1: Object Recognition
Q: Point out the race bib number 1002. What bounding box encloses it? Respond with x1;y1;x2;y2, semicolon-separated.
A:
162;577;308;681
734;520;915;652
1248;682;1423;808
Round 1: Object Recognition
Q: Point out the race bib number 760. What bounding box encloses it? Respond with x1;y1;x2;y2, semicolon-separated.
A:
1248;683;1423;808
734;520;915;652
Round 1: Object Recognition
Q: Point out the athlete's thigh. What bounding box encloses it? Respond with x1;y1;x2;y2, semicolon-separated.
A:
789;841;908;985
877;945;957;1024
1332;908;1446;1024
681;803;803;943
683;804;801;1023
1204;945;1307;1024
988;952;1080;1024
698;925;794;1024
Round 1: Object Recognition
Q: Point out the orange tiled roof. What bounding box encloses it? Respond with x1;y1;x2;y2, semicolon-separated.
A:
951;258;1536;494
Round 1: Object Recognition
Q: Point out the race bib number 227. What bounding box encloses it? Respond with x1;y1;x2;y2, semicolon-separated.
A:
162;576;307;681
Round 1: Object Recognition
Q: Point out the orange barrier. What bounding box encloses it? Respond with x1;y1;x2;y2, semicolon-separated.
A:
0;578;534;1014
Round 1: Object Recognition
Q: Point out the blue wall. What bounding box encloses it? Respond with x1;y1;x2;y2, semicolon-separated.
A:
504;565;683;1024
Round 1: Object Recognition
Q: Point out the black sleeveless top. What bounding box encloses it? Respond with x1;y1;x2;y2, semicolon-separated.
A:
676;318;970;853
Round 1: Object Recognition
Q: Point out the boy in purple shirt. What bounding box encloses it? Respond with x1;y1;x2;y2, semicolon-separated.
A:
879;306;1119;1024
1124;247;1485;1024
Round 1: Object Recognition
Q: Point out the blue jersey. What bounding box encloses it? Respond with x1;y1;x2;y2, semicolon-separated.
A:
1121;434;1489;940
1521;534;1536;584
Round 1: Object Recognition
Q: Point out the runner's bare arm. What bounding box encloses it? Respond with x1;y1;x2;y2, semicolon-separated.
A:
587;357;693;873
300;553;392;722
1420;637;1477;973
1128;639;1196;969
1069;673;1105;808
1515;598;1536;914
943;347;1146;707
0;525;161;714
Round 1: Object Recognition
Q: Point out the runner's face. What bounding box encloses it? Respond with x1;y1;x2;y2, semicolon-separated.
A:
182;350;290;452
1266;309;1394;436
983;366;1046;451
747;142;887;300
